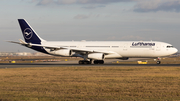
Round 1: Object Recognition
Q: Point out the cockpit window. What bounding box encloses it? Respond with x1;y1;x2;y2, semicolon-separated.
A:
167;46;174;48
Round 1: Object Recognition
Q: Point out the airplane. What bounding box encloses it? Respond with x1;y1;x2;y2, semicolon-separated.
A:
9;19;178;64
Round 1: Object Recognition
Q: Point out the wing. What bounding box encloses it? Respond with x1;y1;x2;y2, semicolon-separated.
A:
8;39;114;55
33;44;114;55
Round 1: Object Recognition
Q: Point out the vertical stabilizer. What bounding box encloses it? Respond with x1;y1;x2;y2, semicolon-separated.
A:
18;19;45;44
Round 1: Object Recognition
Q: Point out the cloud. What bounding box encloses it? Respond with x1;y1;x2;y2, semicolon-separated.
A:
82;5;106;9
38;0;53;5
134;0;180;12
74;14;100;19
32;0;132;5
31;0;180;12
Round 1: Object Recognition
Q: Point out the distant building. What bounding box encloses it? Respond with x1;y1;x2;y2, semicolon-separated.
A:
0;52;50;56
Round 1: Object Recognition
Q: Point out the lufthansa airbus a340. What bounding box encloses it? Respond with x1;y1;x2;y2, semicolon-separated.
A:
9;19;178;64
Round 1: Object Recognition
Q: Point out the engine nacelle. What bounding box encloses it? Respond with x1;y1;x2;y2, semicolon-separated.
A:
88;53;105;60
53;49;72;56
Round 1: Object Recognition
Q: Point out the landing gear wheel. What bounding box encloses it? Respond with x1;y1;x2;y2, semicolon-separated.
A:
79;60;91;64
79;60;84;64
84;61;90;64
94;60;104;64
156;61;161;64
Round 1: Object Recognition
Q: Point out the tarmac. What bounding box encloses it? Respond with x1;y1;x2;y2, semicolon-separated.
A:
0;60;180;68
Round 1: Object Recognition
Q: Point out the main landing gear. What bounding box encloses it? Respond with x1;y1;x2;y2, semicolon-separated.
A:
93;60;104;64
78;60;104;64
79;60;91;64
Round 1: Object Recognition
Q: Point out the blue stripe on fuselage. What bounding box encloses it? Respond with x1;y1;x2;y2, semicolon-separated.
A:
29;46;49;54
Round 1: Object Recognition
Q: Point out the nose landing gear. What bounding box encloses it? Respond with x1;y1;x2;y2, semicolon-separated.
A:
155;57;161;64
156;60;161;64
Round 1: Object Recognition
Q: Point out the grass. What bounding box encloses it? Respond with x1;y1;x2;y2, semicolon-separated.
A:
0;66;180;100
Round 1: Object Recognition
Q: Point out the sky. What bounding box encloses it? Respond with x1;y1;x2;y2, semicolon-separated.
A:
1;0;180;52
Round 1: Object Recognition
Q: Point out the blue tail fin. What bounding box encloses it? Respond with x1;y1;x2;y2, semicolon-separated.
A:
18;19;45;44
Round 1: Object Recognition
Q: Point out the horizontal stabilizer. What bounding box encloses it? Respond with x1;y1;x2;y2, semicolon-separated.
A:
19;39;27;44
7;41;23;45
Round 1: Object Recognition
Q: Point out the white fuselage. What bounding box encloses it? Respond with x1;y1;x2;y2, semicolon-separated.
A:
42;41;178;59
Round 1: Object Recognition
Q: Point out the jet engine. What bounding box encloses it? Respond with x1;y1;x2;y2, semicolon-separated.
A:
53;49;72;56
88;53;105;60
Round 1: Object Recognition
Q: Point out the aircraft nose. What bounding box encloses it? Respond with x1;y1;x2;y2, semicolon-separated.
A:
174;48;178;53
168;48;178;56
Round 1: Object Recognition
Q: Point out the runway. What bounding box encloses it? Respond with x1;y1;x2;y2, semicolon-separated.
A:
0;62;180;68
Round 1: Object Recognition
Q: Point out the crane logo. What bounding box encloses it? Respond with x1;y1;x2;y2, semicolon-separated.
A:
24;28;33;39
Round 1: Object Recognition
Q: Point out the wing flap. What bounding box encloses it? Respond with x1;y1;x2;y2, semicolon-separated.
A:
30;44;114;54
